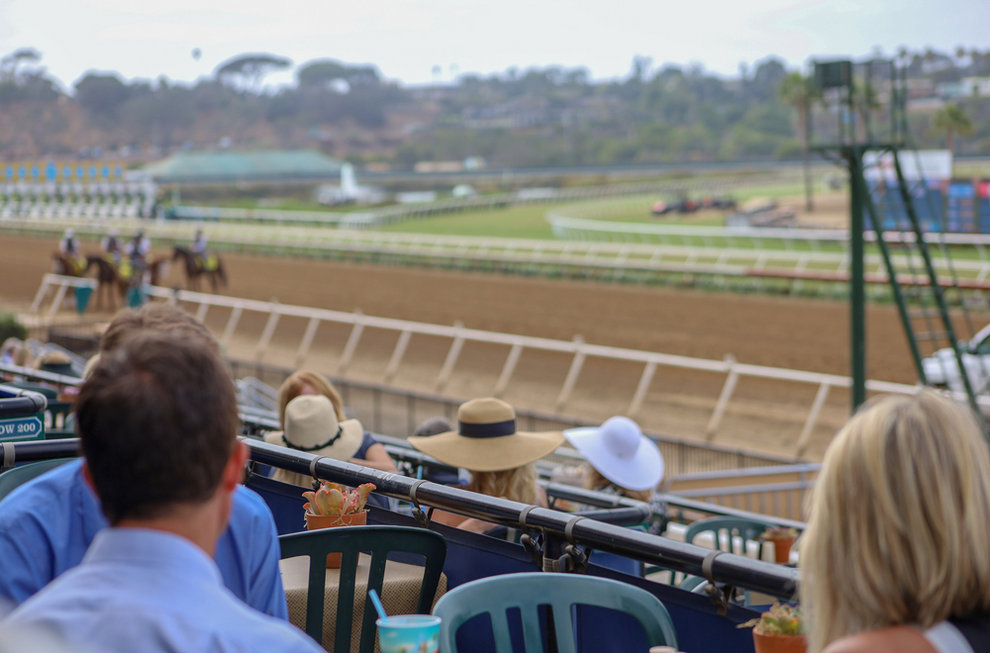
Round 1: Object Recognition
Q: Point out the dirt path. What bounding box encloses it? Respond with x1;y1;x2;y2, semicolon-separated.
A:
1;231;975;461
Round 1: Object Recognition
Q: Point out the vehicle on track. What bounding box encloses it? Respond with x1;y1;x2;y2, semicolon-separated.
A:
922;323;990;394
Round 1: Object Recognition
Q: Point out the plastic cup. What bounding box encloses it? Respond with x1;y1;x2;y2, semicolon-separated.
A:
376;615;441;653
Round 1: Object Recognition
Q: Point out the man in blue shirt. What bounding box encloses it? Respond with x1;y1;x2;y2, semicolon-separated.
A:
0;459;286;618
0;302;287;619
3;332;322;652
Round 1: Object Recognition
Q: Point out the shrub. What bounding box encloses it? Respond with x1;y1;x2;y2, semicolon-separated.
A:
0;312;26;344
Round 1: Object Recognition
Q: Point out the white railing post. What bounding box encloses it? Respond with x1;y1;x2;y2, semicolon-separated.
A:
294;316;321;368
30;274;53;313
194;302;210;323
795;382;831;458
221;306;243;350
338;310;366;375
494;342;524;398
706;354;738;441
555;335;586;413
383;330;412;384
47;282;69;318
627;361;657;418
255;301;282;361
435;321;465;393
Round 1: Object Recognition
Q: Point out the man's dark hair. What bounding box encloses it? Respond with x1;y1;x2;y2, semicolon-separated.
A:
100;303;218;355
77;331;239;524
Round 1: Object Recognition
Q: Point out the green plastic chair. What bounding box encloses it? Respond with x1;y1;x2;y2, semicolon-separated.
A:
0;458;74;503
683;516;770;557
682;516;771;604
432;571;678;653
278;524;446;653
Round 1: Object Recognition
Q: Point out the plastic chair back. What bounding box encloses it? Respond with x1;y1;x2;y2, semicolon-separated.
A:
683;516;769;557
279;524;446;653
432;571;678;653
0;458;74;503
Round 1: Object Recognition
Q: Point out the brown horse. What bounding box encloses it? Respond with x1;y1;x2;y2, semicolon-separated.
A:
173;246;227;292
146;255;171;287
84;256;130;311
52;251;88;277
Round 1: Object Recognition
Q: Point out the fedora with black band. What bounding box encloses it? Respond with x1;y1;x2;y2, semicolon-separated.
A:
264;394;364;461
407;397;564;472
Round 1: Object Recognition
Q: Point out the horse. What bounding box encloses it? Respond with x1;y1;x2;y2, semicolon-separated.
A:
51;251;87;277
146;255;171;287
84;256;130;311
172;246;227;293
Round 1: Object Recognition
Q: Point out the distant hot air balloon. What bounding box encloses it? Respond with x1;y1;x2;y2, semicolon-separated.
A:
192;48;202;61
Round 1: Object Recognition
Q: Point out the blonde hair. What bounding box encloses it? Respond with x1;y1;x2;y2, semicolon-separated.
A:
468;464;539;505
277;370;345;426
801;391;990;652
583;465;651;503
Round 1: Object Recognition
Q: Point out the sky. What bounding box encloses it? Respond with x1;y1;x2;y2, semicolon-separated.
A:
1;0;989;93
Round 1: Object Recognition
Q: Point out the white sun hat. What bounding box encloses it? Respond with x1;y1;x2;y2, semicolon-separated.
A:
564;416;663;491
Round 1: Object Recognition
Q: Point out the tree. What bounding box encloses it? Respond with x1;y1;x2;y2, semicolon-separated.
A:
215;53;291;91
0;47;41;81
74;73;131;123
779;72;819;211
933;102;973;152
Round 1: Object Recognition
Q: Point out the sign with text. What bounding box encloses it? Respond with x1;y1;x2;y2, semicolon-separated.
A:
0;415;44;442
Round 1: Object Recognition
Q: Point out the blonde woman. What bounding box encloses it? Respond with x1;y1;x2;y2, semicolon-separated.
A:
275;370;396;473
408;398;564;534
801;391;990;653
277;370;346;423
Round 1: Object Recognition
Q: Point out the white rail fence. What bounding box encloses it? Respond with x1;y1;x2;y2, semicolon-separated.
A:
32;273;930;456
10;217;990;293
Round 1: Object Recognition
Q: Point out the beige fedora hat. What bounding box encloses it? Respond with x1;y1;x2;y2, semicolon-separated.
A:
407;397;564;472
264;394;364;461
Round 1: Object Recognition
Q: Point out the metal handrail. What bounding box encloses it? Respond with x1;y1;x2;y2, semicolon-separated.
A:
245;439;799;599
1;437;798;599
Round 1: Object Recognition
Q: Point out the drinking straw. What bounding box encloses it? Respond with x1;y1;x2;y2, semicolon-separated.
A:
368;588;388;623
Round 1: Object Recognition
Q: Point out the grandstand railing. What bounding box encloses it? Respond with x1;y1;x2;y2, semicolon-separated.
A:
0;437;800;602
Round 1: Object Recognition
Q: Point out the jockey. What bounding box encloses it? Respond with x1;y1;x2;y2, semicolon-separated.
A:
191;229;208;268
58;229;85;274
58;229;78;256
125;228;151;263
101;229;122;265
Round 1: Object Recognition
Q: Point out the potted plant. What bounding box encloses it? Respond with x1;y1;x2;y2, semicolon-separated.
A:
302;481;376;568
761;526;798;564
739;602;805;653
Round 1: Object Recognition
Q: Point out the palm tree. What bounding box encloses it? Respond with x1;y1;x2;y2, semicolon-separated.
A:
851;80;882;141
933;103;973;152
779;72;820;211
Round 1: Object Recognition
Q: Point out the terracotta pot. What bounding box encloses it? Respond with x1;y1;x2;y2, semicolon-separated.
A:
305;510;368;568
768;537;795;564
753;631;806;653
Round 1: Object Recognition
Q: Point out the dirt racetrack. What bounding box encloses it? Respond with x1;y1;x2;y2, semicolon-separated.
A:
1;232;976;462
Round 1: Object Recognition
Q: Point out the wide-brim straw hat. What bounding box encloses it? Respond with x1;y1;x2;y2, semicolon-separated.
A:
264;394;364;461
408;397;564;472
564;416;663;491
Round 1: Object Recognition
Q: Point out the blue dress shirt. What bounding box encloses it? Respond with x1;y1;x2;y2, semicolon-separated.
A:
4;528;323;653
0;459;288;619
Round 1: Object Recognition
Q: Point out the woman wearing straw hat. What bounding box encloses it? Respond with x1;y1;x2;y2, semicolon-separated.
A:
559;416;667;534
265;395;384;486
408;397;565;534
276;370;396;473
